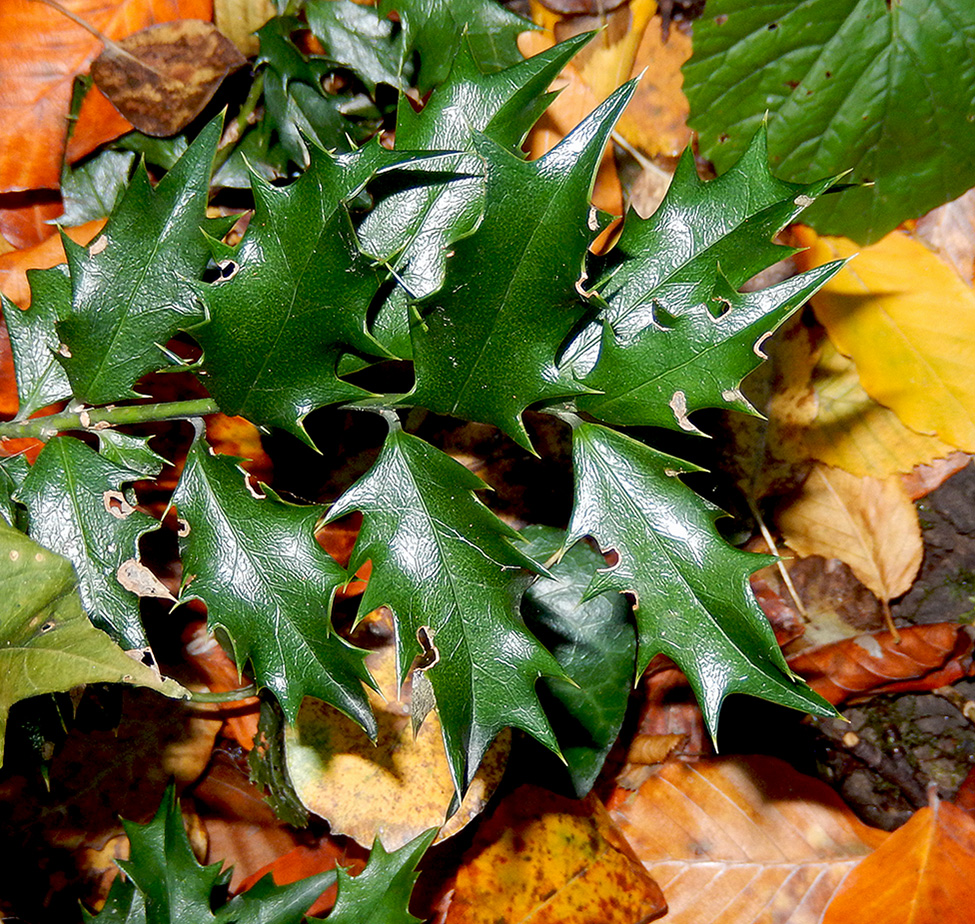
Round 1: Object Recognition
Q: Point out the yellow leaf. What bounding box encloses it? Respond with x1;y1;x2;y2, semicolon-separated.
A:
795;228;975;451
806;337;956;477
777;463;922;603
213;0;275;56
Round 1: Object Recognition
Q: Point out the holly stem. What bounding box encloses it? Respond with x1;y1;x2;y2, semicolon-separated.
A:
186;684;258;704
0;398;220;442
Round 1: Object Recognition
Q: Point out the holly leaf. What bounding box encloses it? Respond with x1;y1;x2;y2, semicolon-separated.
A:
95;431;167;479
408;82;636;450
520;525;636;796
566;420;833;737
193;141;424;443
84;783;335;924
172;434;375;733
326;829;437;924
379;0;533;92
55;117;224;404
578;265;842;429
58;149;137;228
682;0;975;243
327;419;564;790
3;265;72;421
0;521;187;768
0;456;29;529
359;33;592;354
14;436;162;649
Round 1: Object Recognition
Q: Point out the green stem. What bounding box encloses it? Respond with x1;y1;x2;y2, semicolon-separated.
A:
0;398;220;442
187;684;258;704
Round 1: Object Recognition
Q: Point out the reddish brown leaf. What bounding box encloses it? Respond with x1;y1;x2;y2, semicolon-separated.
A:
787;624;975;706
442;784;666;924
0;194;64;250
822;798;975;924
0;0;211;193
608;756;887;924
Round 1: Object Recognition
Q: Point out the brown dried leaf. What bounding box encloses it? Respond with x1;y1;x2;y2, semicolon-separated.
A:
443;783;666;924
777;463;923;604
284;645;508;851
608;755;887;924
822;798;975;924
92;19;245;136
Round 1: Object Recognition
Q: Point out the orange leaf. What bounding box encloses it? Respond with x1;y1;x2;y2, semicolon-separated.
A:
443;783;666;924
0;195;64;250
0;0;211;193
822;798;975;924
787;623;975;706
608;756;887;924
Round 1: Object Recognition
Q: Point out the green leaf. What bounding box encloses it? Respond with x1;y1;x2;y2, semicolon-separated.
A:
58;149;136;227
84;783;335;924
0;456;30;528
359;33;592;355
55;118;222;404
566;420;833;737
408;82;636;450
520;525;635;796
172;433;375;732
14;436;162;649
379;0;533;92
0;520;187;767
682;0;975;243
95;431;167;479
3;265;72;421
194;141;409;443
305;0;406;91
327;419;563;790
326;829;437;924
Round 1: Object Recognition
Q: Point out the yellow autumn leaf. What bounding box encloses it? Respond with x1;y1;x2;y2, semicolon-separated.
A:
794;228;975;451
806;337;956;477
777;463;922;604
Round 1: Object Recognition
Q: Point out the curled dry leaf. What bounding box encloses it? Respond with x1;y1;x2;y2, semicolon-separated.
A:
607;755;888;924
822;797;975;924
91;19;246;136
795;228;975;452
284;644;508;851
442;783;666;924
777;463;923;606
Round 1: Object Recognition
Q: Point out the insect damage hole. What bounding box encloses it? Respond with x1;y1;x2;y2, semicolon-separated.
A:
103;490;135;518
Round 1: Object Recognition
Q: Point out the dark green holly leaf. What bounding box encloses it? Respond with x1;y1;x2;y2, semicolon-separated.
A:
379;0;533;92
682;0;975;243
95;431;167;479
3;265;71;421
85;783;335;924
520;525;635;796
566;419;833;737
306;0;406;91
58;149;136;228
14;436;162;649
408;82;636;450
578;264;842;429
327;418;563;790
326;829;437;924
359;33;592;355
0;456;30;528
172;434;375;732
0;521;187;767
55;118;223;405
193;141;423;443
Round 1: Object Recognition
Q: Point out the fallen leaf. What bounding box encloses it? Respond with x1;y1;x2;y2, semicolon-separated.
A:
443;783;666;924
205;413;273;484
777;463;923;606
608;755;887;924
0;0;211;192
0;196;64;250
822;797;975;924
901;452;973;500
795;228;975;452
91;19;245;136
914;188;975;287
213;0;275;56
285;645;508;851
787;624;975;706
806;337;957;477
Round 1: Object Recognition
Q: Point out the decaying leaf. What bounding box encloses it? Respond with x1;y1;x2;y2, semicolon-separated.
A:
914;188;975;287
90;19;246;136
285;645;509;851
795;228;975;452
777;463;923;608
443;783;666;924
608;756;887;924
822;797;975;924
